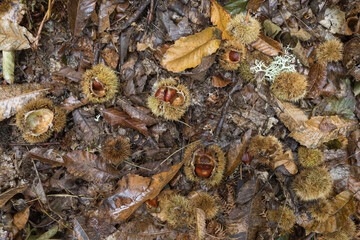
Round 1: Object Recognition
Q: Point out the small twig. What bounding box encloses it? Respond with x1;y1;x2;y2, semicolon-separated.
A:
124;160;152;171
46;194;94;200
147;0;155;25
214;80;242;138
32;0;55;50
119;0;151;32
8;142;60;146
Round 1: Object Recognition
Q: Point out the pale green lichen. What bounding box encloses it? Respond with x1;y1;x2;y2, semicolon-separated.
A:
251;48;297;82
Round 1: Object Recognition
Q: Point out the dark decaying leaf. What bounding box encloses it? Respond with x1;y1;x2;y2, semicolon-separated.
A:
63;150;120;183
103;108;149;136
306;63;327;99
72;109;100;144
29;148;65;167
224;0;249;16
0;84;49;122
225;129;252;177
68;0;97;37
96;160;184;222
250;32;282;56
0;186;27;208
52;67;83;82
212;75;232;88
117;99;158;126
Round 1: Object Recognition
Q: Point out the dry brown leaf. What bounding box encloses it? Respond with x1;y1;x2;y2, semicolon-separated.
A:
98;1;117;33
289;116;357;148
273;150;298;175
292;41;309;67
250;32;282;56
103;108;149;136
0;19;35;50
196;208;206;240
0;186;27;208
306;63;327;99
212;75;232;88
272;98;309;131
63;151;120;183
52;67;83;82
348;176;360;201
225;129;252;177
72;109;100;144
96;160;184;222
13;206;30;230
60;96;89;114
161;27;221;72
29;148;65;167
210;0;232;40
0;84;49;122
246;0;265;13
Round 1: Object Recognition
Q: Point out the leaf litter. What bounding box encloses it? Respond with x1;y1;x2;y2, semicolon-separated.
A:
1;0;360;239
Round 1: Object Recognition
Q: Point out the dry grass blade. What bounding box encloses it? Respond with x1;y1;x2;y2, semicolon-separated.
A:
0;84;49;122
161;27;221;72
63;150;120;183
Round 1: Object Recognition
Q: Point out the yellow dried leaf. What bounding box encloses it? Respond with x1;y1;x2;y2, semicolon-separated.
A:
210;0;232;40
161;27;221;72
290;116;357;148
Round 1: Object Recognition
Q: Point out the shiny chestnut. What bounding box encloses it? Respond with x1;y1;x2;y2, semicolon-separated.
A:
193;148;216;178
154;86;184;106
229;51;240;62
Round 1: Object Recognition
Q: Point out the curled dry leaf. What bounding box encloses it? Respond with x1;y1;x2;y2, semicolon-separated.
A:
210;0;232;40
103;108;149;136
68;0;97;37
273;150;298;175
0;186;27;208
161;27;221;72
250;32;282;56
289;115;357;148
96;160;184;222
0;84;49;122
306;63;327;99
63;150;120;183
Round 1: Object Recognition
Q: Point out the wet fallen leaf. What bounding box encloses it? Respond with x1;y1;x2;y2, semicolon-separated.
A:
103;108;149;136
306;63;327;99
68;0;97;37
225;129;251;177
13;206;30;230
96;160;184;222
289;115;357;148
72;109;100;144
211;0;232;40
63;150;120;183
52;67;83;82
0;84;49;122
161;27;221;72
0;19;35;50
250;32;282;56
29;148;65;167
98;0;117;33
